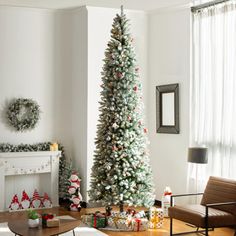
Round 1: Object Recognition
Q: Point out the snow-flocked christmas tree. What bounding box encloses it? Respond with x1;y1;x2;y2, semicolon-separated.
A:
59;145;73;200
89;7;155;211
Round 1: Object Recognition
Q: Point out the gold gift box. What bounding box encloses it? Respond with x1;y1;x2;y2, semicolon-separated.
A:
47;218;60;227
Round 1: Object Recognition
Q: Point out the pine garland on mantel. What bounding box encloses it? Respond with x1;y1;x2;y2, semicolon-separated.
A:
0;142;72;200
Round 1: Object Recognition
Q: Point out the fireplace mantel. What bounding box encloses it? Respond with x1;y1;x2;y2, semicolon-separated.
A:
0;151;61;211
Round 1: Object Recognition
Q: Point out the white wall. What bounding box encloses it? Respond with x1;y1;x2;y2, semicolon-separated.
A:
70;7;88;198
53;10;73;159
148;8;190;200
0;6;56;144
0;6;70;205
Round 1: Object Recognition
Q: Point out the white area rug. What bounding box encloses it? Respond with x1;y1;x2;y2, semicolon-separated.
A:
62;227;108;236
0;223;14;236
0;222;108;236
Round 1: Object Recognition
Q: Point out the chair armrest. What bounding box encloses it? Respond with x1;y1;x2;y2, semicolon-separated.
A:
205;201;236;228
170;193;204;206
206;201;236;208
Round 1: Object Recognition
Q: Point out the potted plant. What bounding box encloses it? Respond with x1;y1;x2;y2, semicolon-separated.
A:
28;210;40;228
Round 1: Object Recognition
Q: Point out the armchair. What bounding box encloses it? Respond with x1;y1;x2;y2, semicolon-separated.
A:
168;176;236;236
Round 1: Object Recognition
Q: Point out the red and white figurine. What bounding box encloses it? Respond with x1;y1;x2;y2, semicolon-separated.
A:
71;193;82;205
9;194;21;211
68;171;83;211
70;203;79;211
70;194;82;211
31;189;42;209
69;173;81;188
42;192;52;208
21;190;30;209
68;186;76;195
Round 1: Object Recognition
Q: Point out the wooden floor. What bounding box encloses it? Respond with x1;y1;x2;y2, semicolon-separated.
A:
0;206;234;236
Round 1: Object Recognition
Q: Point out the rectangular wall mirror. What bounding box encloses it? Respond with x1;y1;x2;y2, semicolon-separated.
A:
156;83;179;134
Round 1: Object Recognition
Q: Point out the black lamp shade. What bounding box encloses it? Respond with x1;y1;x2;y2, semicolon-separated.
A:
188;147;208;164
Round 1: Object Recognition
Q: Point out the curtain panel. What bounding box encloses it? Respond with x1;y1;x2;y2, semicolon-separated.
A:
189;1;236;192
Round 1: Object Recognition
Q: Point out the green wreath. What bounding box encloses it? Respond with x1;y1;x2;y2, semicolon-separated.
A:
6;98;41;131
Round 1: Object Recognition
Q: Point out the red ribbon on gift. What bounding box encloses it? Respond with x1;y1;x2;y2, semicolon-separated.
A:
42;214;54;220
135;218;141;231
93;214;97;228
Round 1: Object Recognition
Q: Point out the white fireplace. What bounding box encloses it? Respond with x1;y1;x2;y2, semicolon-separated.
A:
0;151;61;211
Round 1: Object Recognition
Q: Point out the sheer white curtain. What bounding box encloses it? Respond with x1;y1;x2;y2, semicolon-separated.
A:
189;1;236;193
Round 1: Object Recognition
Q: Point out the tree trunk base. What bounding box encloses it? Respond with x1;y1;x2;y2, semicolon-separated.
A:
119;204;124;213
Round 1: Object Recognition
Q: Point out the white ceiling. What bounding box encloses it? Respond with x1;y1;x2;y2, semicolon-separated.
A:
0;0;190;11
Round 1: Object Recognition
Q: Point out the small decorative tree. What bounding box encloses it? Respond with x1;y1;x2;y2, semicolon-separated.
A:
58;145;73;200
89;6;155;212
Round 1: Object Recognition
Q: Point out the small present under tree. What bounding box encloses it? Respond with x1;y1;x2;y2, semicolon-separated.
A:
89;6;155;212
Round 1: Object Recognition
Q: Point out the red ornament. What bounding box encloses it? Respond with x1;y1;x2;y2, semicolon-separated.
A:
117;72;123;78
133;86;138;92
144;128;148;133
112;146;118;151
128;116;132;121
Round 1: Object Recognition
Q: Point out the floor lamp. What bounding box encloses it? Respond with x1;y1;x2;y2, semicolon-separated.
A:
188;147;208;197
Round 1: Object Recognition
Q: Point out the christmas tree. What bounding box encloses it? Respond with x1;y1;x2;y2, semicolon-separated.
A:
89;7;155;211
58;144;73;200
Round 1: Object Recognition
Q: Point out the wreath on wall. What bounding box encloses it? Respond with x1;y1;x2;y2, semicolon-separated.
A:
6;98;41;132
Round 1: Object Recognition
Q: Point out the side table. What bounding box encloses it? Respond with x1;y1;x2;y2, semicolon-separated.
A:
8;218;80;236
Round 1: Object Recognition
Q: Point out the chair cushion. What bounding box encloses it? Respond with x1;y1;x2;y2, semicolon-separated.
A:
168;204;236;228
201;176;236;215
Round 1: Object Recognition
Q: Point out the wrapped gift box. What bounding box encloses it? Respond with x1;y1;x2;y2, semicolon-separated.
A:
107;212;133;231
83;210;149;232
91;214;106;228
81;213;106;228
47;218;60;227
131;218;149;231
81;214;93;225
107;211;148;231
42;214;60;228
149;207;164;229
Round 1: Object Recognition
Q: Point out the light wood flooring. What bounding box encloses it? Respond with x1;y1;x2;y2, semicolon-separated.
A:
0;206;234;236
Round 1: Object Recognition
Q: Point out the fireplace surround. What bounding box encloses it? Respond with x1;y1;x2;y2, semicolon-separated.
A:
0;151;61;211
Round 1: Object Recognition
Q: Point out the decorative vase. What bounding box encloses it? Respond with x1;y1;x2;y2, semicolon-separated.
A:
28;218;39;228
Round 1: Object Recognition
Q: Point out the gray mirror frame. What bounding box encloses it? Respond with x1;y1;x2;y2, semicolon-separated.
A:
156;83;179;134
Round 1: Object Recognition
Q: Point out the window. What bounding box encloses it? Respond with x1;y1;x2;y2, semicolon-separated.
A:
189;1;236;191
